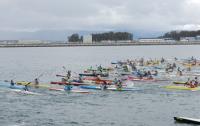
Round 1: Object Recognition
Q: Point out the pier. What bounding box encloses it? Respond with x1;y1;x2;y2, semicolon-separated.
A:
0;41;200;47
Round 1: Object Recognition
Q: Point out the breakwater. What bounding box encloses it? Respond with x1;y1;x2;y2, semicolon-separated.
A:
0;41;200;47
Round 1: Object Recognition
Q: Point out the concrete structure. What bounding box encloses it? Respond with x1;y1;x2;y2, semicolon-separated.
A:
17;40;50;44
139;38;176;43
139;38;165;43
180;37;196;42
196;36;200;40
83;35;92;44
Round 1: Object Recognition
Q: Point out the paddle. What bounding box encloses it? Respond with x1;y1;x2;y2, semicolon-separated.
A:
56;74;67;77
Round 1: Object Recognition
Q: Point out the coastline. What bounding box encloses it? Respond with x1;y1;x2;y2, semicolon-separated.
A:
0;41;200;48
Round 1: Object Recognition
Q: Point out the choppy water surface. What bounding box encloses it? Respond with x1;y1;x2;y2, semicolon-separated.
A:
0;45;200;126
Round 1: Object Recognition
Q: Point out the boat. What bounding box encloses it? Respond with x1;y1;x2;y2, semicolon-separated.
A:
174;117;200;124
50;81;90;86
164;85;200;91
16;81;51;89
79;73;109;77
0;81;25;90
173;81;186;84
83;77;113;84
49;88;90;93
12;89;41;95
79;85;140;91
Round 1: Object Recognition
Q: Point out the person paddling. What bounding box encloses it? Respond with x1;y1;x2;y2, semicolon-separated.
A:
116;80;122;90
101;81;108;90
24;82;31;91
64;81;73;91
34;78;39;88
10;80;15;86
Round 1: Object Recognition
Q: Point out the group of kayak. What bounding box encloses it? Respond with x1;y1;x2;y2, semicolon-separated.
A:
1;56;200;95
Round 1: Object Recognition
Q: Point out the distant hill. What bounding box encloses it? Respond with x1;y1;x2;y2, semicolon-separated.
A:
161;30;200;40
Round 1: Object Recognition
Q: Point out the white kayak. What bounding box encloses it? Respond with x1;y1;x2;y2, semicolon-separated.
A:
49;88;90;94
174;117;200;124
12;89;41;95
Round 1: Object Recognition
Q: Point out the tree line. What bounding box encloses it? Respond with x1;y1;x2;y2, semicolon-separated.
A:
68;32;133;42
161;30;200;40
92;32;133;42
68;33;83;42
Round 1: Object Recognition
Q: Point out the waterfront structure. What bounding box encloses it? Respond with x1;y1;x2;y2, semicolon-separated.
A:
138;38;176;43
83;35;93;44
17;40;51;44
180;37;196;42
139;38;165;43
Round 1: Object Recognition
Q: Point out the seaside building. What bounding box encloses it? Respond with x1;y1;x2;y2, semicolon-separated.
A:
180;37;197;42
17;40;50;44
138;38;176;43
196;36;200;40
83;35;93;44
139;38;164;43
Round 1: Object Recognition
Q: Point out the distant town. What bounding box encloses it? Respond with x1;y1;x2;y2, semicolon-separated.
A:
0;30;200;47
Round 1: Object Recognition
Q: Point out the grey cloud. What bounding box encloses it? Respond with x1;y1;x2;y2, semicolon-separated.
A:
0;0;199;40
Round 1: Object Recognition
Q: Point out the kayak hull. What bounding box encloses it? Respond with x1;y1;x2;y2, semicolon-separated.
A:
12;89;41;95
49;88;90;93
16;81;50;88
174;117;200;124
80;85;140;91
50;81;90;86
0;81;25;90
164;85;200;91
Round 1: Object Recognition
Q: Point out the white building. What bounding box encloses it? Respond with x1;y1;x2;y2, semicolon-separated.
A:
139;38;165;43
180;37;196;42
196;36;200;40
17;40;50;44
83;35;92;44
139;38;176;43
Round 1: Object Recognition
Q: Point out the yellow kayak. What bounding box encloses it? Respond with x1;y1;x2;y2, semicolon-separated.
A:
16;81;51;89
164;85;200;91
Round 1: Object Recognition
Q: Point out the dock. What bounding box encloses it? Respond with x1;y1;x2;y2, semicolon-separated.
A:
0;41;200;47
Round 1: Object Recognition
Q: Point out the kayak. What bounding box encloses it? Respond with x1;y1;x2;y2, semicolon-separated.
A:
173;81;186;84
126;76;158;82
0;81;25;90
83;77;112;84
164;85;200;91
16;81;50;89
174;117;200;124
49;88;90;93
79;73;109;77
12;89;41;95
50;81;90;86
80;85;140;91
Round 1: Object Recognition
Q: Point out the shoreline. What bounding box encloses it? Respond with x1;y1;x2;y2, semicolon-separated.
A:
0;41;200;47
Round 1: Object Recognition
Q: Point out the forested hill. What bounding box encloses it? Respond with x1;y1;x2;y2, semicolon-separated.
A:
161;30;200;40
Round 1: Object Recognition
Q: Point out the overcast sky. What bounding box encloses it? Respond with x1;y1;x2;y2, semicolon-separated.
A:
0;0;200;40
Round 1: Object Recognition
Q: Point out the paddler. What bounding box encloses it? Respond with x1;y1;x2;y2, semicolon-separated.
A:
34;78;39;88
67;70;71;79
101;81;108;90
78;75;83;83
24;85;29;91
64;81;73;91
10;80;15;86
116;80;122;90
113;78;118;84
194;77;198;87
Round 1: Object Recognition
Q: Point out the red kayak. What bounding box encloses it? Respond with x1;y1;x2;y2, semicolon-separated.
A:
83;77;113;84
50;81;90;86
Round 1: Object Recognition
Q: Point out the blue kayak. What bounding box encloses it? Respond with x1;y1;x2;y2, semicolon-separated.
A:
0;81;25;90
80;85;140;91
